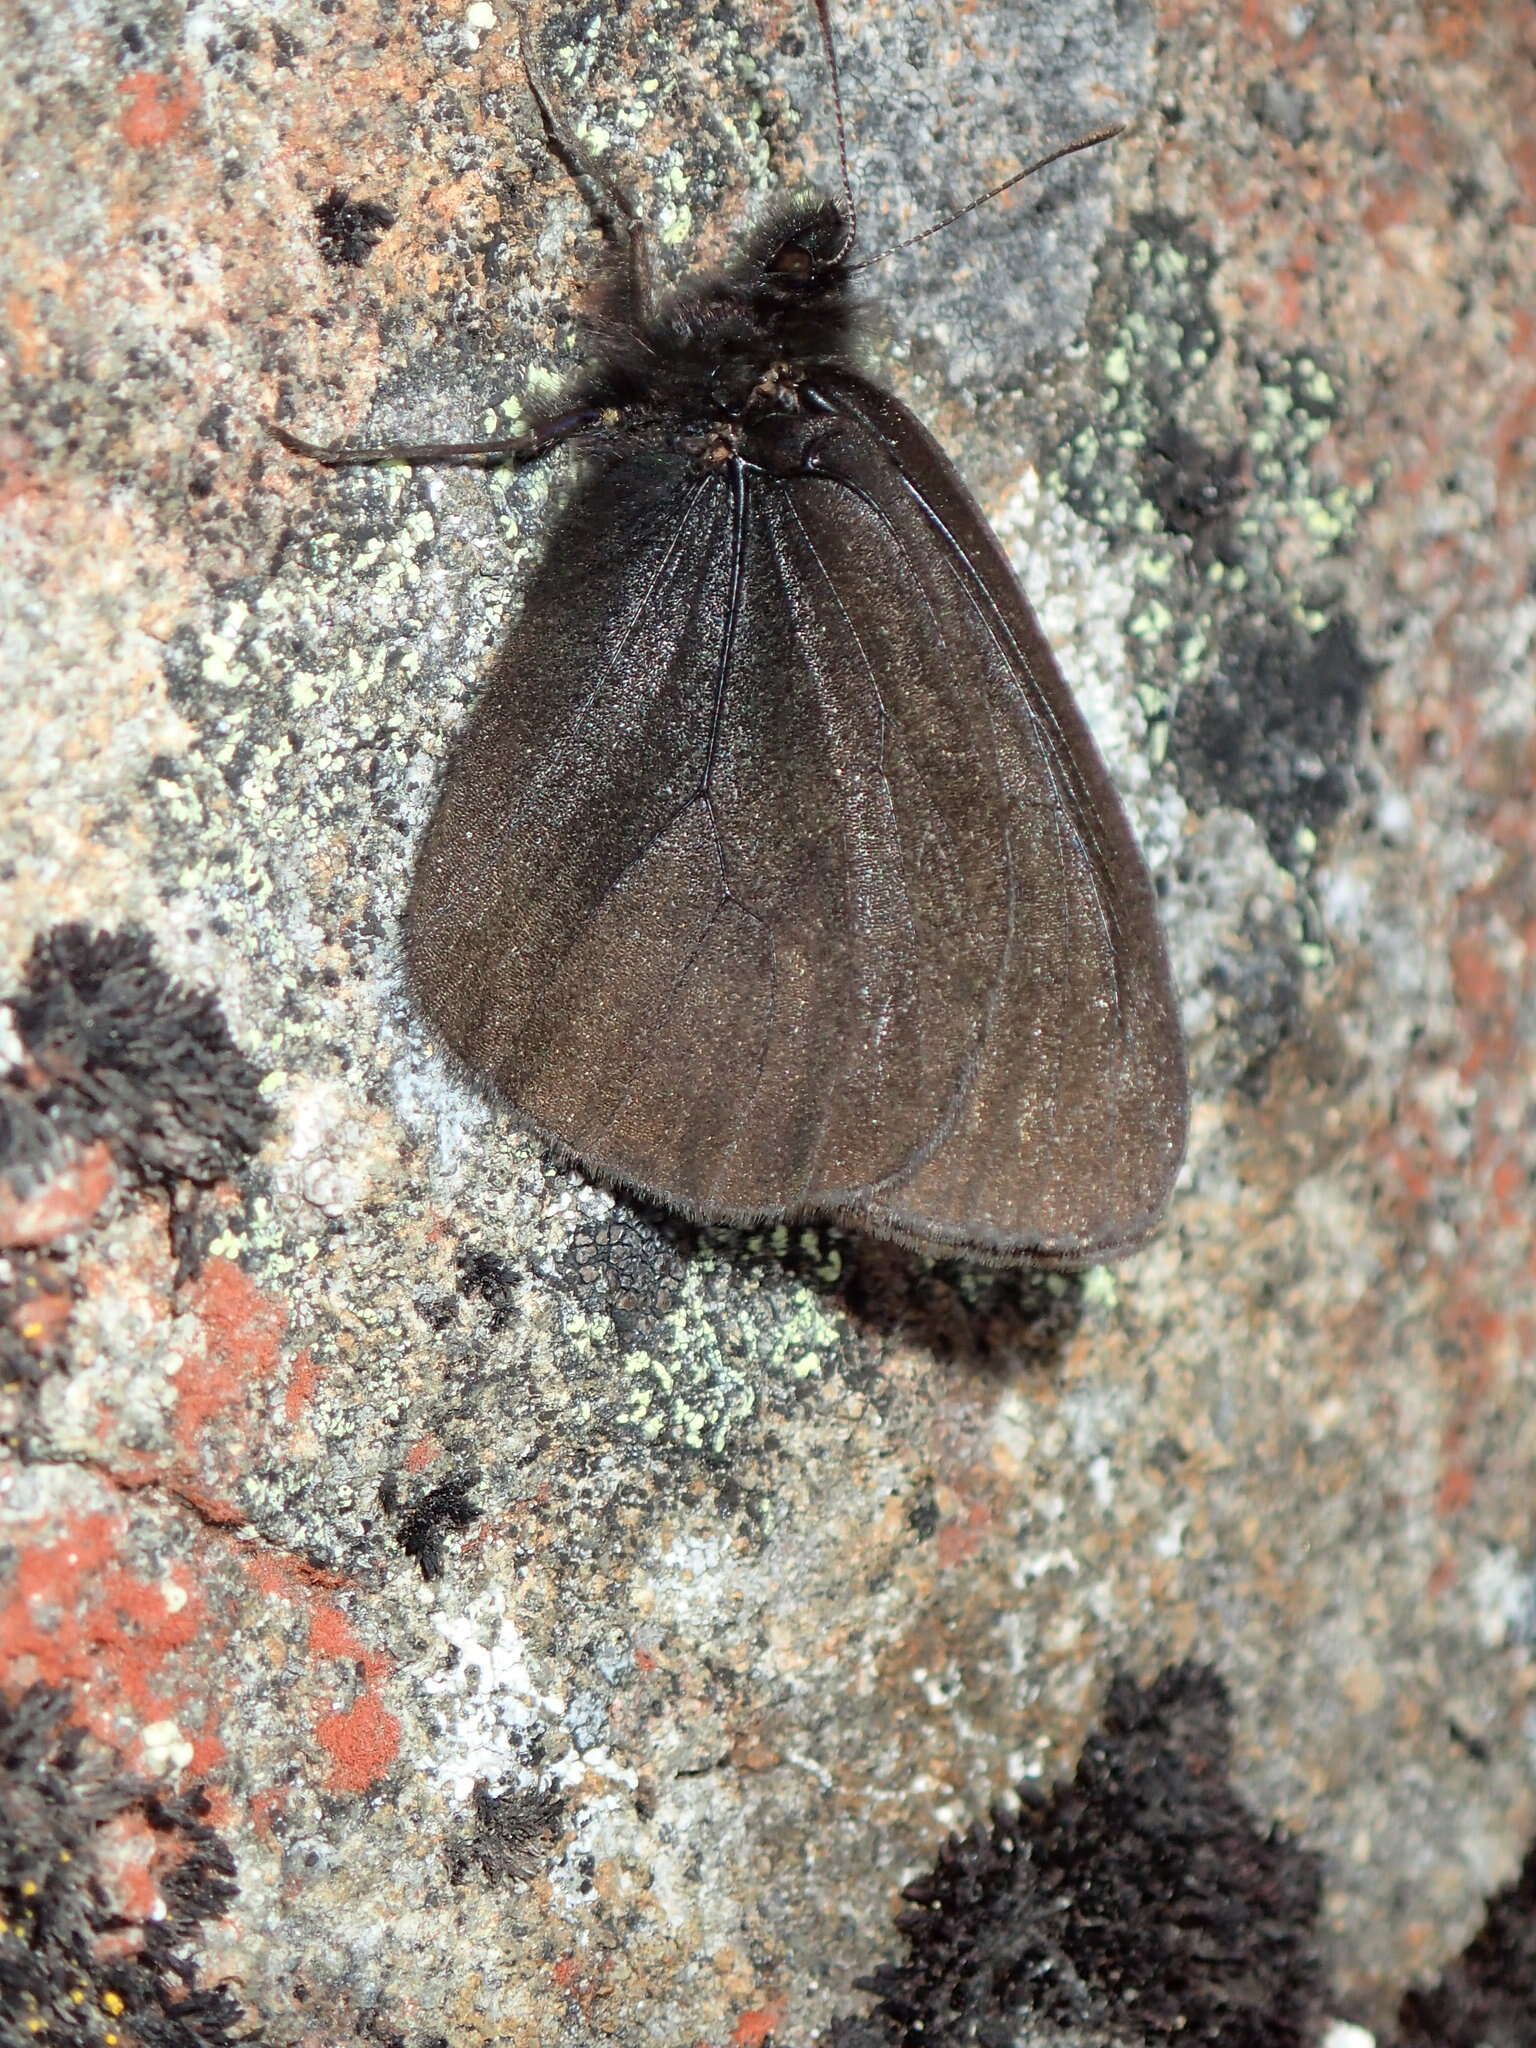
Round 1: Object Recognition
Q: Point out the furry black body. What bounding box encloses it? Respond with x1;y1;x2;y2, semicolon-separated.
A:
563;200;862;448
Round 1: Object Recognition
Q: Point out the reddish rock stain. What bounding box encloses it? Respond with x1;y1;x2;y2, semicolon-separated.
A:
936;1500;991;1569
305;1602;398;1791
403;1435;440;1474
117;69;199;149
249;1787;288;1842
308;1602;390;1684
0;1137;115;1248
188;1720;228;1777
1436;1465;1476;1517
0;1509;214;1764
239;1548;353;1596
95;1810;164;1922
172;1483;246;1526
3;296;47;380
7;1280;72;1351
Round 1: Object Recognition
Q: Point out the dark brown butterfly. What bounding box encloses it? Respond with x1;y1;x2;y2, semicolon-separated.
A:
274;4;1187;1267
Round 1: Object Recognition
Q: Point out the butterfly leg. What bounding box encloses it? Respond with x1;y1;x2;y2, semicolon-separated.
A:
520;33;654;329
267;409;601;471
268;38;628;477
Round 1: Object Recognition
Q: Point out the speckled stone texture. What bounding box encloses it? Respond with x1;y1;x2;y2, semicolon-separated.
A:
2;1;1533;2044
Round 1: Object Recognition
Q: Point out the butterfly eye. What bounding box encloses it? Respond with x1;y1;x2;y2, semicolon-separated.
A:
768;241;816;283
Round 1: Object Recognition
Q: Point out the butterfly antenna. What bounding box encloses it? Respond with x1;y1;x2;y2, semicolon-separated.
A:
846;122;1126;275
810;0;858;263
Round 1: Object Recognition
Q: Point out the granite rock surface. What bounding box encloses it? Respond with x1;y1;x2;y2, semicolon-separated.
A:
2;1;1533;2042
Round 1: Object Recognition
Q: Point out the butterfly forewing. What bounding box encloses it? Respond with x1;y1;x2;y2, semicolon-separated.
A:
407;366;1185;1263
409;443;991;1213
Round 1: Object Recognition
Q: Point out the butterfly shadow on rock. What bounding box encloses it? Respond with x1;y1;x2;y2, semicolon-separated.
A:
607;1187;1087;1387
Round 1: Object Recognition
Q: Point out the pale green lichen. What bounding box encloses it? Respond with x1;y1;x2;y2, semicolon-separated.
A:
1126;597;1174;643
657;203;693;247
617;1315;757;1453
568;1239;846;1457
1079;1266;1118;1310
1046;216;1374;820
762;1290;837;1383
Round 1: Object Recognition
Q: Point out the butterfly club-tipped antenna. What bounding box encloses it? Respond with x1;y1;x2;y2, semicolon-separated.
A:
847;123;1128;276
808;0;859;262
808;0;1124;277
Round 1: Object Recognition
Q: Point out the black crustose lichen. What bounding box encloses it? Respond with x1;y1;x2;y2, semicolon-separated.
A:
393;1475;482;1582
312;187;397;268
6;925;271;1190
447;1780;565;1888
455;1246;522;1332
828;1664;1324;2048
0;1684;246;2048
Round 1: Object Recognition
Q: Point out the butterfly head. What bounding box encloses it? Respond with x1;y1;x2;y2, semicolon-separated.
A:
750;198;856;306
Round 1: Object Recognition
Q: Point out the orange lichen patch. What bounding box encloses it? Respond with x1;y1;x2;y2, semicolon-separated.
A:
238;1546;353;1596
1450;927;1510;1025
116;68;199;150
314;1692;401;1794
308;1603;364;1662
0;1138;116;1248
283;1348;324;1424
105;1462;248;1529
296;1599;399;1792
307;1602;390;1684
1235;0;1315;58
1436;1464;1476;1517
3;294;48;379
173;1483;246;1526
0;1510;218;1768
1425;4;1479;62
732;1999;787;2046
1434;1282;1513;1514
403;1435;440;1474
188;1726;228;1777
551;1952;614;2016
175;1258;288;1460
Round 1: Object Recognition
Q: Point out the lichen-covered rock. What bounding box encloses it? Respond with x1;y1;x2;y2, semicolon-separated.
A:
2;1;1533;2043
